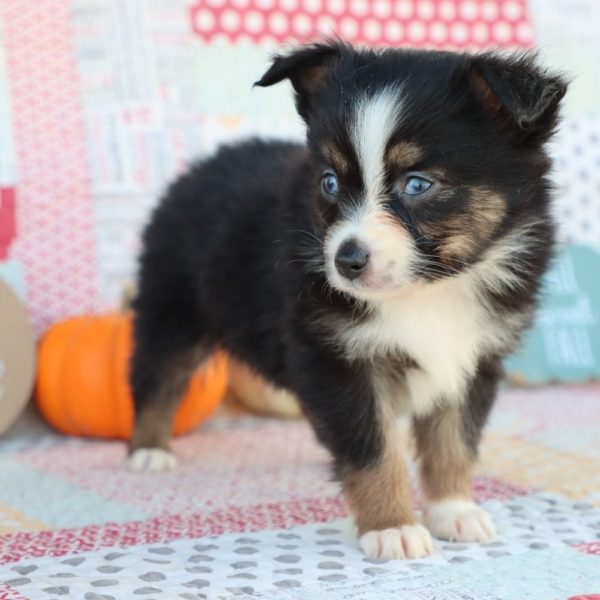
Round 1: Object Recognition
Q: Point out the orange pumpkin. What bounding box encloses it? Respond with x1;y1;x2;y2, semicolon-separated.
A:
35;313;227;439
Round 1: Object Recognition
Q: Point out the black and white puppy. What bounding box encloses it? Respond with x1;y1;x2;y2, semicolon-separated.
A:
128;42;566;560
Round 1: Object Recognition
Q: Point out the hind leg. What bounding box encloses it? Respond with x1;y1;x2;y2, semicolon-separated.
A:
128;310;211;473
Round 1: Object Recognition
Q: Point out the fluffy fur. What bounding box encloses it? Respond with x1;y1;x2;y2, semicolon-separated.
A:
129;42;566;559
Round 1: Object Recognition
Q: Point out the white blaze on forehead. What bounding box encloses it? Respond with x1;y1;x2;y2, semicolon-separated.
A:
351;87;402;207
323;87;414;297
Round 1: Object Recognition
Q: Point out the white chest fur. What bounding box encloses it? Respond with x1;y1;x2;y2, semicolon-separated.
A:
338;273;511;416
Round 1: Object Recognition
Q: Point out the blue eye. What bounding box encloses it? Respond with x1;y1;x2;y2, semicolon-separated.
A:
403;175;432;196
321;172;339;196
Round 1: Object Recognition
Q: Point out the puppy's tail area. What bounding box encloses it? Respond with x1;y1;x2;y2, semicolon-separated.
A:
228;359;302;419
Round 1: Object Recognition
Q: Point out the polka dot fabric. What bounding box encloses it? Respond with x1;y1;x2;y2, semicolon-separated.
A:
2;493;600;598
2;0;598;336
1;385;600;597
550;113;600;248
190;0;535;49
0;0;538;331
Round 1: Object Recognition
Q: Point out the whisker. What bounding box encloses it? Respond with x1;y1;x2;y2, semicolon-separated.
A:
418;256;464;275
288;229;323;244
286;258;321;266
421;253;473;269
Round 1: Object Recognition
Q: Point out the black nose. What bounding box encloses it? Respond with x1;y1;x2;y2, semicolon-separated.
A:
335;239;369;280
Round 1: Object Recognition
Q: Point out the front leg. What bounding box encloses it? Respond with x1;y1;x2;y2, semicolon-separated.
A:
292;348;434;560
412;358;501;542
342;431;434;560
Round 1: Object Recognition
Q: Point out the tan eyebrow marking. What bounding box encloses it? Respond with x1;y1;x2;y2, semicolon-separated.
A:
386;141;424;170
322;141;350;175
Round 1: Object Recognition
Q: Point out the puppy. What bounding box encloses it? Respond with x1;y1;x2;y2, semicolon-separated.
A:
128;42;566;559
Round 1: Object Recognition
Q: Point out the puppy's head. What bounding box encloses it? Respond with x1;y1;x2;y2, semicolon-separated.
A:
256;42;566;301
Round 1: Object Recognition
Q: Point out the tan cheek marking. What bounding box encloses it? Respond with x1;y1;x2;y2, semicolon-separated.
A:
440;229;477;259
420;214;476;260
413;406;474;501
469;188;507;239
422;189;507;262
387;141;424;169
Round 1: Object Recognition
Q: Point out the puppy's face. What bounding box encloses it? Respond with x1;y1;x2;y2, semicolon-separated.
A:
256;43;565;300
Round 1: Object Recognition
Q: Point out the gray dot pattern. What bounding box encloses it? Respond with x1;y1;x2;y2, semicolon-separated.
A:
148;547;174;555
63;557;86;566
5;578;30;586
2;493;599;598
274;579;302;588
12;565;37;575
234;547;258;555
85;594;116;600
42;586;70;595
317;561;344;569
133;587;161;595
138;572;166;582
185;566;212;574
90;579;119;587
319;573;348;582
142;558;169;565
97;566;122;574
231;561;257;569
183;579;210;588
364;567;388;576
104;553;127;561
188;554;215;563
194;544;218;552
274;554;301;563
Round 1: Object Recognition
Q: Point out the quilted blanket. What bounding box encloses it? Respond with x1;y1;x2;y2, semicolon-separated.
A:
1;385;599;599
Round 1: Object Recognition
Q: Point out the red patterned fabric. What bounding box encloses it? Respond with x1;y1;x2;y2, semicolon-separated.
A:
0;497;348;564
1;386;600;596
0;1;100;331
0;0;536;331
0;188;16;261
190;0;534;48
0;585;28;600
573;542;600;557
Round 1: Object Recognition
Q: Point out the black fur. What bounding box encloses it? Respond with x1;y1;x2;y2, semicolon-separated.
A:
131;42;565;493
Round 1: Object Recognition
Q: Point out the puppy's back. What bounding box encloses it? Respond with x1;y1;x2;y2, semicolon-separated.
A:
134;138;306;384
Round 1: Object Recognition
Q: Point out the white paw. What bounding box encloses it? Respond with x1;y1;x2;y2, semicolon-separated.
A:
359;524;435;560
127;448;178;473
424;499;497;543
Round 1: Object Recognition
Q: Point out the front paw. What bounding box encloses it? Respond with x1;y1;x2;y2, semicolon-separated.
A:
424;499;496;543
359;524;435;560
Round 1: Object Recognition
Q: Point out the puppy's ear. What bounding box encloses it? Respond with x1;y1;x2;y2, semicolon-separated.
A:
254;42;342;120
470;52;567;141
